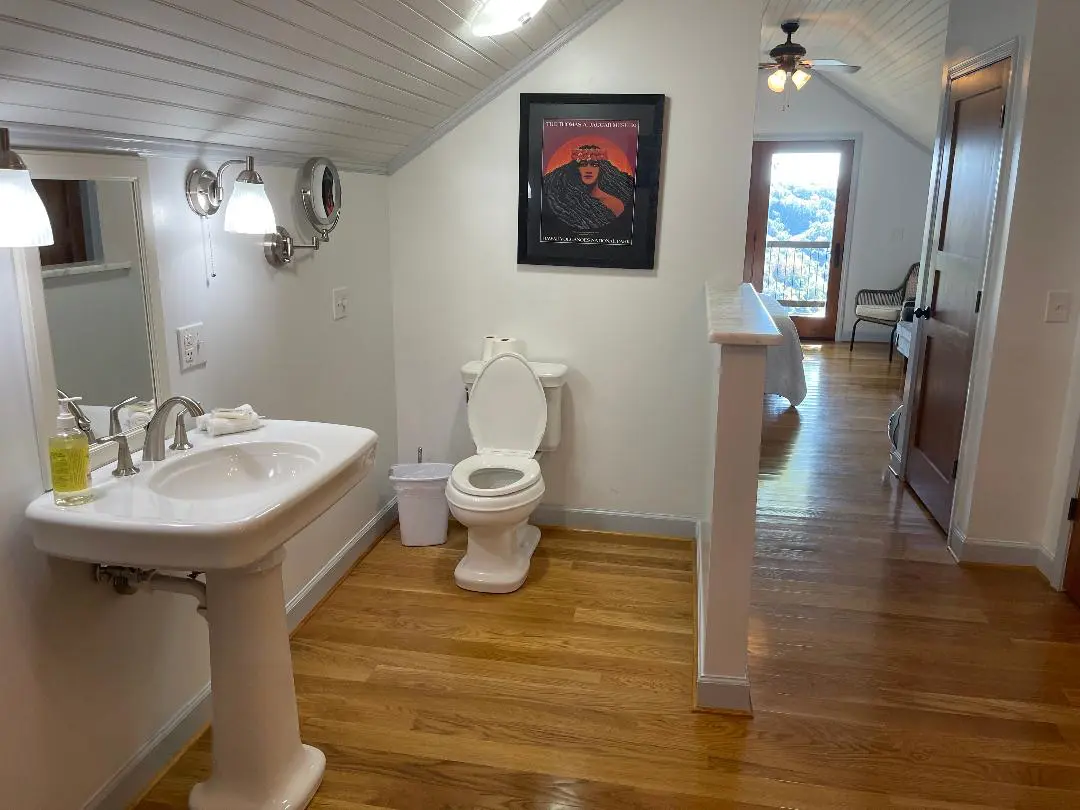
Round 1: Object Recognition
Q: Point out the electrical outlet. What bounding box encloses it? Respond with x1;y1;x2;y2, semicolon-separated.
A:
176;323;206;371
1045;290;1072;324
331;287;349;321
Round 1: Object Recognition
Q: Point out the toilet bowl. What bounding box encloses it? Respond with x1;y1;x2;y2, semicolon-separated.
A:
446;353;547;593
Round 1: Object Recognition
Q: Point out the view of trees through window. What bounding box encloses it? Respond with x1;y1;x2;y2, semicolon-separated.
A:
764;152;840;318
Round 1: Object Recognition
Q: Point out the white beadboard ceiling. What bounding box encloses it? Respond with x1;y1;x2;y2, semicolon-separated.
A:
761;0;950;149
0;0;616;172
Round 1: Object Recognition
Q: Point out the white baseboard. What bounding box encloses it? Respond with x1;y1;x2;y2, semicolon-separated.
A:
948;526;1041;567
533;505;696;538
86;498;398;810
695;673;752;714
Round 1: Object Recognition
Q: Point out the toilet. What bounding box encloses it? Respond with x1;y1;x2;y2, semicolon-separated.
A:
446;352;551;593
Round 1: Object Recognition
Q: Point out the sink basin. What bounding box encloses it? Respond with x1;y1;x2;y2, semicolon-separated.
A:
26;419;379;810
26;420;378;570
148;441;322;501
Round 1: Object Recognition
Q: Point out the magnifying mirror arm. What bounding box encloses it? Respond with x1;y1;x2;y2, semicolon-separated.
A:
264;224;335;267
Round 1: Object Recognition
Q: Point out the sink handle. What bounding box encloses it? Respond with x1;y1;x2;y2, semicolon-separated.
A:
170;413;194;452
108;395;139;436
101;434;140;478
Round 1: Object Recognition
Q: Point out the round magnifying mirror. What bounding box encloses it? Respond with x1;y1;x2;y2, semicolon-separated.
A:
300;157;342;232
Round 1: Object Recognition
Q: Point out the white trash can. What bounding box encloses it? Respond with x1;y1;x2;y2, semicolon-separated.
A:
390;463;454;547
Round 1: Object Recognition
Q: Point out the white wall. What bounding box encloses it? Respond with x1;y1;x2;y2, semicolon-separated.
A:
43;180;155;405
955;0;1080;571
390;0;763;520
0;160;396;808
149;158;398;597
753;80;932;342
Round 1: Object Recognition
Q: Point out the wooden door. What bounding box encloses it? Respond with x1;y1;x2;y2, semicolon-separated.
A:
1067;495;1080;605
906;59;1010;530
743;140;853;340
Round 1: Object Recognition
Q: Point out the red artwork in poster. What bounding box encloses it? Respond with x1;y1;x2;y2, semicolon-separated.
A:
540;119;639;245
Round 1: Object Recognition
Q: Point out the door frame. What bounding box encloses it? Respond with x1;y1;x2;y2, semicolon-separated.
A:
742;136;858;341
894;39;1021;545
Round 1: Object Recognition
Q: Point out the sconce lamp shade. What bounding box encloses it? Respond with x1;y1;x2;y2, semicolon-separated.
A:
0;168;54;247
223;178;276;235
471;0;548;36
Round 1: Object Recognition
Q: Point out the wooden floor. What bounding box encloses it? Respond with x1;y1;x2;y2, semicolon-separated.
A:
138;343;1080;809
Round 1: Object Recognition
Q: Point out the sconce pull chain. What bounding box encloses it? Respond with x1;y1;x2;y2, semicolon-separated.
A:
200;215;217;283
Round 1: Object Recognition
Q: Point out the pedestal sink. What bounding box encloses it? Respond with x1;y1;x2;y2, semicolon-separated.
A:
26;420;379;810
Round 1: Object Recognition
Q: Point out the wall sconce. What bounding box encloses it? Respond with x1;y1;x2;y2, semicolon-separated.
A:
185;156;276;235
0;127;54;247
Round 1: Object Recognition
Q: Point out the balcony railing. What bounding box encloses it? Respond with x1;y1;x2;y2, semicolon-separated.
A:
763;240;832;317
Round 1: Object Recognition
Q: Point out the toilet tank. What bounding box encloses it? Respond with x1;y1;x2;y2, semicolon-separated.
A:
461;360;568;452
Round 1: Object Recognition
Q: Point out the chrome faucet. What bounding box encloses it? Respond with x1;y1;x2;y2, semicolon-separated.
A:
57;388;97;443
142;396;206;462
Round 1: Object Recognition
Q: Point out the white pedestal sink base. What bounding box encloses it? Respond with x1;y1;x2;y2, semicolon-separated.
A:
193;550;324;809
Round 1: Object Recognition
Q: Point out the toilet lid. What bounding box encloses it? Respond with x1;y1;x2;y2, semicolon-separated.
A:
468;352;547;456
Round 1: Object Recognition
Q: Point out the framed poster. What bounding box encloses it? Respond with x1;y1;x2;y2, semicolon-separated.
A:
517;93;666;270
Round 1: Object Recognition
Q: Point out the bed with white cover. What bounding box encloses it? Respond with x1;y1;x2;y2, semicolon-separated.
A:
759;294;807;407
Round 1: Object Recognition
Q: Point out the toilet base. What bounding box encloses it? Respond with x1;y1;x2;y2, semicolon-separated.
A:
455;522;541;593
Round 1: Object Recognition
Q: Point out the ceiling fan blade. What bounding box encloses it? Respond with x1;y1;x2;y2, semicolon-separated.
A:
807;59;862;73
759;62;780;70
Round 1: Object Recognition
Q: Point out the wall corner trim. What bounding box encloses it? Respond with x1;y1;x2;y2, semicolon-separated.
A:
386;0;625;175
84;498;398;810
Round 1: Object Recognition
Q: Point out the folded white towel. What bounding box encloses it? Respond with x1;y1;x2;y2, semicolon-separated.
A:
196;404;263;437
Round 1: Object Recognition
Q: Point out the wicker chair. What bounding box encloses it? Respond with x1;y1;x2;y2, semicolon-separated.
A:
849;262;920;361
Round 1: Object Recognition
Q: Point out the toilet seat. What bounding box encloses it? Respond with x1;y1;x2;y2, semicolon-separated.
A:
450;454;541;497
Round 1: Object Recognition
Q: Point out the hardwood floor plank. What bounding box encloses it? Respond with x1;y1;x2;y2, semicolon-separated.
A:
136;343;1080;809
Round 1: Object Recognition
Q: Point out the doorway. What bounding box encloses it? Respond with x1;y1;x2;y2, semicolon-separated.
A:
906;57;1011;531
743;140;854;340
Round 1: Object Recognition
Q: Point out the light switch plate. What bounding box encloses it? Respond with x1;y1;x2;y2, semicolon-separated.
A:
176;323;206;371
331;287;349;321
1045;290;1072;324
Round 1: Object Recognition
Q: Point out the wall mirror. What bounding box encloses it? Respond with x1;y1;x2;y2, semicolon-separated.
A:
14;151;168;488
300;157;341;233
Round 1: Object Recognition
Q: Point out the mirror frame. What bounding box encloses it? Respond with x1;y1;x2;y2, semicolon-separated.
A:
299;157;342;233
13;151;170;489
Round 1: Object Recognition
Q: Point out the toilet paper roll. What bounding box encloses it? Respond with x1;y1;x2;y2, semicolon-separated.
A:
481;335;501;361
494;337;526;358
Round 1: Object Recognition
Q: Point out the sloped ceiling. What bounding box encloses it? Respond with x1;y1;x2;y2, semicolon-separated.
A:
0;0;615;172
761;0;950;149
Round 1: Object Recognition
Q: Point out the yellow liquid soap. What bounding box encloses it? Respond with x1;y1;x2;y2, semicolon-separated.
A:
51;400;94;506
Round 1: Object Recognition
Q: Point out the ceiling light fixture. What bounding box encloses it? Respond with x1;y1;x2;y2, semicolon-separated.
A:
186;156;276;235
470;0;548;37
791;68;812;90
0;127;54;248
767;68;788;94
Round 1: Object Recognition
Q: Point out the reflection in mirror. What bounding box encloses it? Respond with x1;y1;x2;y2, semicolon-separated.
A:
300;157;341;232
34;179;155;442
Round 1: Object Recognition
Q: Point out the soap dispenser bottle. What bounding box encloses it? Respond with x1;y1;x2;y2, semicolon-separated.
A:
50;397;93;506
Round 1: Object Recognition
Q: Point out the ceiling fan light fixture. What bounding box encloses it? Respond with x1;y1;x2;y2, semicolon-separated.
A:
791;68;812;90
768;68;788;94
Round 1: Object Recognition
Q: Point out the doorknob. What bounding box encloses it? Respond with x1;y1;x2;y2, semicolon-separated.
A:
913;307;932;320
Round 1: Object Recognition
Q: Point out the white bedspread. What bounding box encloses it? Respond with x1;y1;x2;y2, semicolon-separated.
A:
759;294;807;406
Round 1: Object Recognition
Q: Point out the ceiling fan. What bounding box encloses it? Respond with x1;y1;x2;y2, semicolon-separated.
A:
759;20;861;94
